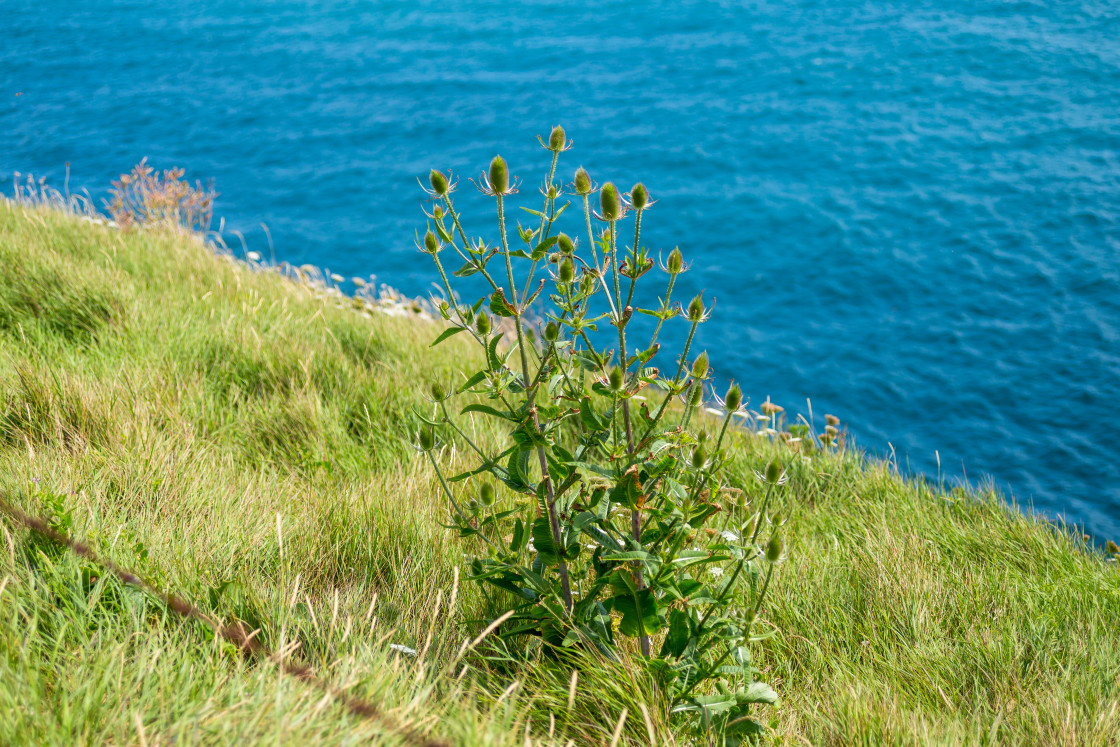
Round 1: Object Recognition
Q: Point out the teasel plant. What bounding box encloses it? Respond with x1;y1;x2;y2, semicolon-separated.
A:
415;128;786;740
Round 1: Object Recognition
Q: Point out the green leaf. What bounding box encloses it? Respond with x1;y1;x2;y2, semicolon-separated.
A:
457;370;488;393
579;398;609;431
490;289;517;317
660;609;691;658
531;517;560;563
430;326;467;347
519;206;546;218
511;518;525;553
611;589;662;637
529;236;558;261
737;681;779;706
460;403;516;421
452;261;479;278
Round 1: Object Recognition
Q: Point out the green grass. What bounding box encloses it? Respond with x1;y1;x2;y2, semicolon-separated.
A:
0;200;1117;746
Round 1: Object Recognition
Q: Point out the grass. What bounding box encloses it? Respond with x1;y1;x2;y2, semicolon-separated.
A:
0;199;1117;745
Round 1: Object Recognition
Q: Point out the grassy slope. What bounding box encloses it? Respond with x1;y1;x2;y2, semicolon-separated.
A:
0;201;1116;746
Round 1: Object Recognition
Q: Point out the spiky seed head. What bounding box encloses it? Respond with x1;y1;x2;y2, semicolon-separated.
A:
574;167;592;196
433;205;444;220
430;382;445;401
630;183;648;210
691;352;709;379
697;430;709;445
429;169;449;196
548;125;566;152
543;321;559;342
772;511;784;525
600;182;621;221
548;185;558;199
489;155;509;194
724;384;742;413
765;458;782;484
691;446;706;470
579;275;595;294
475;314;491;335
424;230;439;254
558;233;575;255
418;426;435;451
609;366;624;392
1107;540;1120;555
826;413;840;426
687;382;703;408
743;609;757;625
688;294;705;321
766;533;783;562
468;498;479;513
559;257;575;284
667;247;684;275
479;482;496;506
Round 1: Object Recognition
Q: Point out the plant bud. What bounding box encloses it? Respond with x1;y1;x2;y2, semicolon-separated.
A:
475;314;491;335
724;384;742;413
579;275;596;294
765;458;782;484
667;247;683;275
430;382;445;401
691;352;709;379
418;426;435;451
468;498;479;513
630;183;648;210
543;321;559;342
559;257;575;284
600;182;621;221
548;125;566;152
688;294;705;321
574;167;592;196
424;230;439;254
479;482;496;506
691;446;706;470
489;155;509;194
558;233;575;255
698;430;709;445
429;169;449;196
548;185;558;199
766;533;783;562
743;609;757;625
608;367;624;391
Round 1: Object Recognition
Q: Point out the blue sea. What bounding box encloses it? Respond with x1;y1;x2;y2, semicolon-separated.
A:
3;1;1119;540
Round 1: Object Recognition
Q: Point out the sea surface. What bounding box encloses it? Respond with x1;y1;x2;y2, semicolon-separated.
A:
3;1;1119;539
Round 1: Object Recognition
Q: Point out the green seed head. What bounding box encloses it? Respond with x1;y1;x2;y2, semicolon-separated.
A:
543;321;559;342
418;426;435;451
574;167;592;196
691;352;709;380
724;384;742;413
429;169;449;196
765;458;782;484
430;382;445;401
433;205;444;220
766;533;783;562
687;382;703;408
559;257;575;284
468;498;480;513
600;182;621;221
424;230;439;254
743;609;757;625
688;294;705;321
475;314;491;335
630;183;648;210
489;155;509;194
691;446;706;470
667;247;683;275
479;482;496;506
609;367;624;391
470;558;483;575
548;125;566;152
558;233;575;255
579;275;596;294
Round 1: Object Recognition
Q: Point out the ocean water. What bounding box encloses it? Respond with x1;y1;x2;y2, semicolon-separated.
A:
3;1;1119;539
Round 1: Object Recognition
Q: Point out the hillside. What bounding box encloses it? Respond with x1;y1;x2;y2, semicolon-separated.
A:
0;200;1117;746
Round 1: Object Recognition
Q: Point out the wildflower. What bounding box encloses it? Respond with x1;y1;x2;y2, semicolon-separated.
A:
720;530;739;542
709;567;724;577
247;251;261;262
826;413;840;426
389;643;419;657
760;398;783;416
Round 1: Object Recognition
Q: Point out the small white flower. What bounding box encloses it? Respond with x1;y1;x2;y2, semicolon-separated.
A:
330;273;344;283
720;530;739;542
352;277;367;287
389;643;418;657
704;407;723;417
709;567;724;577
247;251;261;261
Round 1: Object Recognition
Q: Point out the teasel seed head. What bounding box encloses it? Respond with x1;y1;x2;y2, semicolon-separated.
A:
429;169;449;197
430;382;445;401
543;321;559;342
600;182;622;221
424;230;439;254
548;125;566;152
691;446;706;470
724;384;742;413
743;609;757;625
630;183;648;210
489;155;509;195
479;482;496;506
765;458;782;484
766;533;783;562
574;167;592;196
475;314;491;335
609;366;624;392
687;381;703;408
559;257;575;284
691;352;709;379
667;247;684;275
558;233;575;255
688;294;705;321
418;426;435;451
